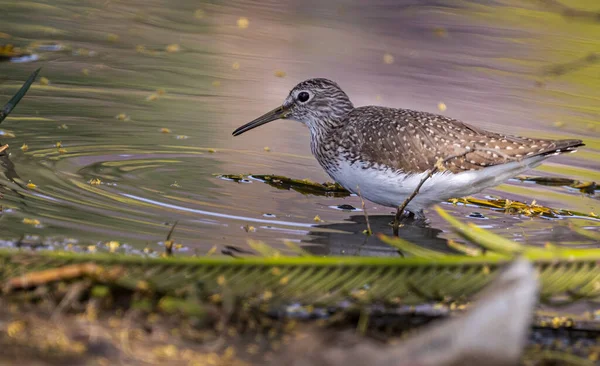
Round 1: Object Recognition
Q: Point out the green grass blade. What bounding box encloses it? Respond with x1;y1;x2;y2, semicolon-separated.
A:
0;68;40;124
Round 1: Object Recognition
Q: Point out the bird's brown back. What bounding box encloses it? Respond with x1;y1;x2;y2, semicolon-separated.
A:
333;106;583;174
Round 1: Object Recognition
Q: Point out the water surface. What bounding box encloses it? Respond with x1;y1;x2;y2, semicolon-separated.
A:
0;0;598;255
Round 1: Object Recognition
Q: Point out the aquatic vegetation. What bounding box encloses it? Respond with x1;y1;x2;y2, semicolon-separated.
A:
0;44;31;62
218;173;598;218
219;174;348;196
1;207;597;305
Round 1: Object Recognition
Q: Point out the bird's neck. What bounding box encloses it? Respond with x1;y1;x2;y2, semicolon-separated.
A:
306;114;350;162
306;107;354;144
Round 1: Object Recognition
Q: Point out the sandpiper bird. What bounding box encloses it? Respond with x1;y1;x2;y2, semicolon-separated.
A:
232;78;584;218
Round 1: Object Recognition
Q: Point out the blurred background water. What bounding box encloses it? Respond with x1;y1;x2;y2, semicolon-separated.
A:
0;0;598;255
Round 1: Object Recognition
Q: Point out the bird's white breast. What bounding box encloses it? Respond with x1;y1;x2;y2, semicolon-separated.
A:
327;156;547;213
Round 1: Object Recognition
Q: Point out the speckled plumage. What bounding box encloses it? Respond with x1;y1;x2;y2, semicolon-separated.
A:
233;78;584;215
324;106;582;173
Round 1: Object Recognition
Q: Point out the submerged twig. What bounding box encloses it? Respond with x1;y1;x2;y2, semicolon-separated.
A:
164;221;178;257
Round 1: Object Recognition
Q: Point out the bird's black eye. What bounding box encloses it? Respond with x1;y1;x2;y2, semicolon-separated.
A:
297;91;310;103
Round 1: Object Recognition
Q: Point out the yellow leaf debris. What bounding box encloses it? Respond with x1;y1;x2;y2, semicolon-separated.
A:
116;113;130;121
58;148;67;154
153;345;178;359
55;141;62;148
20;144;28;151
237;17;249;29
146;93;158;101
206;245;217;256
232;62;240;70
208;148;216;153
107;33;119;42
160;128;171;134
107;241;120;252
438;102;447;112
23;218;41;225
39;77;50;85
87;245;97;252
59;124;68;129
194;9;205;19
263;146;271;152
243;225;256;232
223;346;235;359
313;215;322;222
246;344;259;355
274;70;286;78
7;321;25;338
433;27;448;38
170;181;181;187
89;178;102;185
383;53;395;64
217;275;226;286
26;180;37;189
279;276;289;285
209;294;221;303
166;43;180;53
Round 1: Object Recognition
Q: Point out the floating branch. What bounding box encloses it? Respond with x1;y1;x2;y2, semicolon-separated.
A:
219;173;350;196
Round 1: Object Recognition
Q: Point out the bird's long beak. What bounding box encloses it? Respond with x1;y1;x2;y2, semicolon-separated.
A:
232;105;289;136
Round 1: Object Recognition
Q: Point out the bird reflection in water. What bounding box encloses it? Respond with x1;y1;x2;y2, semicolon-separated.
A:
302;214;456;257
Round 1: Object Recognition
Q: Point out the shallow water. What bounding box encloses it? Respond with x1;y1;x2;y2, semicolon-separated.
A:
0;0;598;255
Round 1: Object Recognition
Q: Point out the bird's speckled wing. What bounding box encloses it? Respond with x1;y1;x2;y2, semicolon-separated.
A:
337;106;583;174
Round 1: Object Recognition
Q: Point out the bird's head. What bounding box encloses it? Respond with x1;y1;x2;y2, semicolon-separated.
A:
232;78;354;136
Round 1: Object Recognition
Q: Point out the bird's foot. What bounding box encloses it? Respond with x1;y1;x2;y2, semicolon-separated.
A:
392;208;414;236
392;209;429;235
